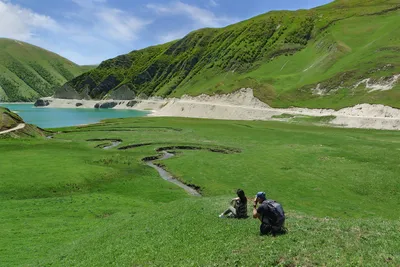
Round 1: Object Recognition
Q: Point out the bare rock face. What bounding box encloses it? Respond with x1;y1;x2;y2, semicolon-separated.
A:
81;85;92;100
137;93;149;100
54;84;81;99
90;75;120;99
34;99;51;107
109;85;136;100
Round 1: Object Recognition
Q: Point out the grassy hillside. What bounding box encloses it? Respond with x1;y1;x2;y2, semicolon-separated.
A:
0;117;399;265
0;107;46;137
60;0;400;109
0;38;94;102
0;106;22;131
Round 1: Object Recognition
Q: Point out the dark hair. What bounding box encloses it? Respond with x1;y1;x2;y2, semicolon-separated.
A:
236;189;247;204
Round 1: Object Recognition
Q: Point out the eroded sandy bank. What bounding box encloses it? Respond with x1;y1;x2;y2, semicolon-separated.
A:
36;89;400;130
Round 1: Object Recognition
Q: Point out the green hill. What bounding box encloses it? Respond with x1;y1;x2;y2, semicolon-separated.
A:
0;38;94;102
59;0;400;109
0;107;45;138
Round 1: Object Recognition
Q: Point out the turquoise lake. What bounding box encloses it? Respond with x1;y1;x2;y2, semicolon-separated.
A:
0;104;149;128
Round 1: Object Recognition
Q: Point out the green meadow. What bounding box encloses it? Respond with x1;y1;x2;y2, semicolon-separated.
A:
1;117;399;266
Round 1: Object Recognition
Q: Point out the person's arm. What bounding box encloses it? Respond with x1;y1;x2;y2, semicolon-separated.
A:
252;200;259;219
230;197;239;205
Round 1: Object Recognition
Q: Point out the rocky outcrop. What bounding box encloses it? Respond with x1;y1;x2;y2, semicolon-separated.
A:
108;85;136;100
126;100;138;107
34;99;52;107
94;102;118;109
54;84;82;99
90;75;120;99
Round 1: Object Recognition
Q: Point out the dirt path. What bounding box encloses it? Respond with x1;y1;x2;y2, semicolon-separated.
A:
0;123;25;135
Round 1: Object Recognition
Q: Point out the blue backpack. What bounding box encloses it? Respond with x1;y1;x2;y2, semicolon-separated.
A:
263;199;285;226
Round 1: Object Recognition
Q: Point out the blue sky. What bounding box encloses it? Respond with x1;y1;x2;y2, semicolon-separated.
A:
0;0;332;65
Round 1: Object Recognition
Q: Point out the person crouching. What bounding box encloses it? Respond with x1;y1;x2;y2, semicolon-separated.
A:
253;192;286;235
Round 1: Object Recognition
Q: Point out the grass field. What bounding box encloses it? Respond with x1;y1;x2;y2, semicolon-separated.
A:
1;117;399;266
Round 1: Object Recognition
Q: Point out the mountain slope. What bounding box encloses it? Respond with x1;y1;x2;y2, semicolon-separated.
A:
0;38;94;102
58;0;400;109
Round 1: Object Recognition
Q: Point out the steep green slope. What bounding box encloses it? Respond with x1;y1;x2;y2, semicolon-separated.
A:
0;38;94;102
60;0;400;109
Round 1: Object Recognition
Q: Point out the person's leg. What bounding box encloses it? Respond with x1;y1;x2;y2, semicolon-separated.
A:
260;223;272;235
270;220;287;236
228;206;237;218
222;208;232;215
273;219;287;235
220;206;236;218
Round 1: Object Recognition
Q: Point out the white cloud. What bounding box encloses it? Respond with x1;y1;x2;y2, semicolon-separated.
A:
69;1;151;42
0;0;151;64
147;1;237;43
146;1;236;28
95;8;151;41
209;0;219;7
0;0;60;41
71;0;107;8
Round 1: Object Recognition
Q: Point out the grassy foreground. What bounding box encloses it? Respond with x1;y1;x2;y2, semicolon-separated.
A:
1;117;399;266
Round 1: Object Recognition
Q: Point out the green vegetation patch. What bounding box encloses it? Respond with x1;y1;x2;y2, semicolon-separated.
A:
271;114;336;125
292;115;337;124
272;113;296;119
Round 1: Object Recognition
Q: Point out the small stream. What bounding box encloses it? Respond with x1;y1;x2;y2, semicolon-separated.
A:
144;151;202;197
103;141;122;150
96;139;202;196
49;136;203;196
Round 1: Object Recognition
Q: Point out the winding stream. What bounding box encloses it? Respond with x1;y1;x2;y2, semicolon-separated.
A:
144;151;202;197
83;139;239;197
88;138;202;196
103;141;122;150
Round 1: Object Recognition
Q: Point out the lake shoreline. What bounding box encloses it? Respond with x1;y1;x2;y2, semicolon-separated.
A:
0;103;149;128
34;89;400;131
0;102;34;105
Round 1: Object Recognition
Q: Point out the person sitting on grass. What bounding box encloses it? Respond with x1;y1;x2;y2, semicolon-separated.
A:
253;192;286;236
219;189;248;219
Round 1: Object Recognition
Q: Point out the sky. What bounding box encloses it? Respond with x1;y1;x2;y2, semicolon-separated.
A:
0;0;332;65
